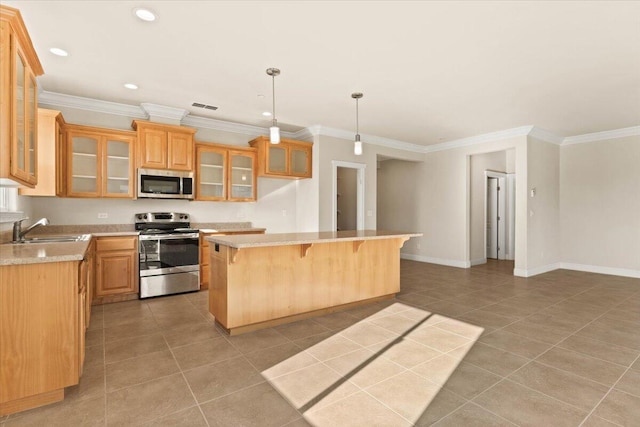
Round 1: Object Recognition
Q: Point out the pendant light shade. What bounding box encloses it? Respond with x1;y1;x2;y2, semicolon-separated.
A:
352;92;363;155
266;68;281;144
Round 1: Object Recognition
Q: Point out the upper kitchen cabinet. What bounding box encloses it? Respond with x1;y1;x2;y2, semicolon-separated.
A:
65;124;136;198
19;109;66;197
195;143;257;202
0;5;44;187
132;120;196;171
249;136;312;179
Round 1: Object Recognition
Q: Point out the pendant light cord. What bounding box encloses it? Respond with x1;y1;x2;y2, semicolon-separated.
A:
356;98;359;136
272;74;277;127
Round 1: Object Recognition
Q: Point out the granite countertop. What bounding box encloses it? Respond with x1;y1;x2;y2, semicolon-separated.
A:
206;230;422;249
0;236;92;266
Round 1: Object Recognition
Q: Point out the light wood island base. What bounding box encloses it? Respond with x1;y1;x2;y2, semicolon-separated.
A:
207;231;421;335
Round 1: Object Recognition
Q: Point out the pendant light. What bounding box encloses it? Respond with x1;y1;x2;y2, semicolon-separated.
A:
352;92;363;155
266;68;281;144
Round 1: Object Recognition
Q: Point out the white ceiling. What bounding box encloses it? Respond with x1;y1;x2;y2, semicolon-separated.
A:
8;0;640;146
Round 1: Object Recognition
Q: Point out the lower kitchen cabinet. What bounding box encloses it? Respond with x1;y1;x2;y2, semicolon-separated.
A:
199;230;264;290
93;235;139;305
0;247;93;416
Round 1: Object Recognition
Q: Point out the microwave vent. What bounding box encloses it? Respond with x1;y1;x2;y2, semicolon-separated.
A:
192;102;218;111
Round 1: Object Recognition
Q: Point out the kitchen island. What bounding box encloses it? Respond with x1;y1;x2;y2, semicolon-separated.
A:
206;230;421;335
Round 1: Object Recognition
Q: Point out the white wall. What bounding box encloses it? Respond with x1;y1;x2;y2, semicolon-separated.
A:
377;159;422;237
469;151;507;263
560;135;640;275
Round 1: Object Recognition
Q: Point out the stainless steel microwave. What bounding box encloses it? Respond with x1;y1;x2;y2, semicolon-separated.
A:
137;168;194;200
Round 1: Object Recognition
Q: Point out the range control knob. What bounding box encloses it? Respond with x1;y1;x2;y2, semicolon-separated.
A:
136;214;142;220
143;214;148;219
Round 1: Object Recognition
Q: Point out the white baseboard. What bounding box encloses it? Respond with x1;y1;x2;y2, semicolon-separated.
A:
513;263;561;277
559;263;640;279
470;258;486;266
401;253;470;268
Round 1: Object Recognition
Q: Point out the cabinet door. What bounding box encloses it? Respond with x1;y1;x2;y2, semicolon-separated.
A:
56;118;66;196
290;145;311;178
26;71;37;184
103;136;134;198
139;128;167;169
11;46;28;182
228;151;256;201
196;146;226;201
167;131;193;171
67;132;100;197
266;145;287;175
95;250;137;297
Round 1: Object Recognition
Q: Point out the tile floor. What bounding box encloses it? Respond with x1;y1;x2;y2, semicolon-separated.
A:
1;260;639;426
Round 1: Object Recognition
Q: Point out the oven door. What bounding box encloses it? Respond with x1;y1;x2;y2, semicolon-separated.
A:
139;234;199;276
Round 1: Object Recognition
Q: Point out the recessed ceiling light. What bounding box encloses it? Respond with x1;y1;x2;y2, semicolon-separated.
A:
124;83;138;90
134;8;156;22
262;111;272;117
49;47;69;57
257;94;265;99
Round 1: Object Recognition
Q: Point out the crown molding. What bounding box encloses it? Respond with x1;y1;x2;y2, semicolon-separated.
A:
39;91;146;118
140;103;189;122
182;115;266;137
529;126;564;145
424;126;533;153
562;125;640;146
313;125;426;153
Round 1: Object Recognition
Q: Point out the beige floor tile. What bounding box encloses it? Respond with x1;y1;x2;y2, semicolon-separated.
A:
275;319;331;341
200;382;300;427
412;354;465;386
105;333;168;364
304;334;363;361
102;299;146;313
614;369;640;397
152;310;208;329
366;371;464;424
293;331;338;350
593;389;640;426
282;417;312;426
103;318;160;343
407;326;471;352
479;330;552;359
323;348;406;388
84;328;104;348
140;406;207;426
162;321;222;348
305;391;412;427
106;349;179;392
433;402;516;426
473;380;588;427
267;362;359;412
368;313;424;335
340;322;398;347
631;357;640;371
172;337;241;371
396;292;442;308
557;335;640;367
87;310;104;331
580;414;621;427
103;304;154;328
451;342;529;377
245;342;318;380
432;317;486;340
5;396;105;427
420;301;475;317
224;328;291;354
502;319;573;345
440;362;501;399
457;309;519;330
370;337;442;369
83;344;105;369
576;319;640;350
312;311;361;331
536;347;628;386
183;357;265;403
508;361;610;411
106;374;195;426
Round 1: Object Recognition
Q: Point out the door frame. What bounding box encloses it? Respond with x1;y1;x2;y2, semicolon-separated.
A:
332;160;365;231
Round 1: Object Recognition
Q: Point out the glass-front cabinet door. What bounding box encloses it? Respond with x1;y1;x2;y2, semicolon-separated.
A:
13;49;26;178
196;145;227;201
229;150;256;201
290;146;310;177
104;136;134;197
267;145;287;175
68;132;99;197
27;72;37;181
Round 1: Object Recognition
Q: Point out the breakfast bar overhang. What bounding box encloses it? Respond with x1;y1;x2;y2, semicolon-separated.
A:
206;230;422;335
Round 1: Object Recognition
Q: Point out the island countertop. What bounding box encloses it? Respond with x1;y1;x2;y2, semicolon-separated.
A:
205;230;422;249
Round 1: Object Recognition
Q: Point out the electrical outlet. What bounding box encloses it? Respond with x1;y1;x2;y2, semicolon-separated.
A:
97;213;108;219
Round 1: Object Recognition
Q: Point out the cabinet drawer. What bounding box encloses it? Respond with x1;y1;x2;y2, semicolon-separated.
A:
96;236;137;252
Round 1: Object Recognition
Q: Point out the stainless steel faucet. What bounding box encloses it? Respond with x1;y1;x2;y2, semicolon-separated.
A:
12;218;50;242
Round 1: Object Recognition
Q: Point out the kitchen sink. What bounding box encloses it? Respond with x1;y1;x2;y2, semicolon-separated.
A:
14;234;91;244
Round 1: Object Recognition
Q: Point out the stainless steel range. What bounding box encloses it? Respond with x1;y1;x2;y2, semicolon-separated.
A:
136;212;200;298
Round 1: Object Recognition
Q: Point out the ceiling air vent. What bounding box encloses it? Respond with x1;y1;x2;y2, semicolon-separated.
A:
192;102;218;110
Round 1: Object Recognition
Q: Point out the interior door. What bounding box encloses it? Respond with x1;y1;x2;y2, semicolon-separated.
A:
486;176;507;260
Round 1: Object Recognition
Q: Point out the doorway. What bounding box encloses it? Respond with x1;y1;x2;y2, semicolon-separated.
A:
484;171;515;261
332;161;365;231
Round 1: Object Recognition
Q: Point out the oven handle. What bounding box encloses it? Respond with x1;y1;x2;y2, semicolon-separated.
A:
140;233;200;241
